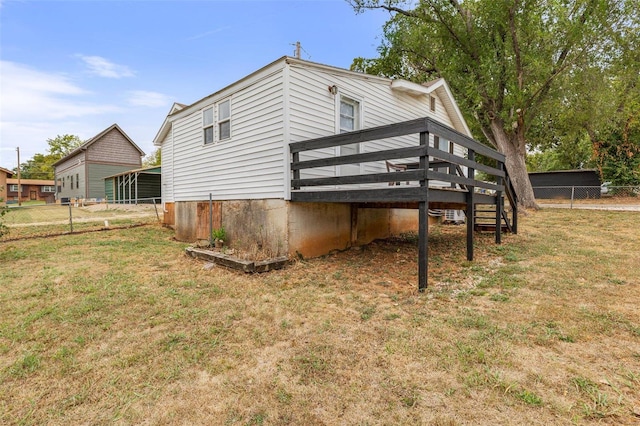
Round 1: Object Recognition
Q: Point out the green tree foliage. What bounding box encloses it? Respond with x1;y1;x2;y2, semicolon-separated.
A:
594;119;640;185
143;148;161;167
349;0;627;208
46;134;83;159
527;1;640;184
15;135;82;179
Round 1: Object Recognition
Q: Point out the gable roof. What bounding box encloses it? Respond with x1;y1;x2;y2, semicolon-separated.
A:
390;78;471;136
0;167;13;177
54;123;144;166
153;56;472;145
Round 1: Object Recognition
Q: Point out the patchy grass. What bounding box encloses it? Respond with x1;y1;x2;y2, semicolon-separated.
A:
1;209;639;424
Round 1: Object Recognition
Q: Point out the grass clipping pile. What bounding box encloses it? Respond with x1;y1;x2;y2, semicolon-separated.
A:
1;209;639;425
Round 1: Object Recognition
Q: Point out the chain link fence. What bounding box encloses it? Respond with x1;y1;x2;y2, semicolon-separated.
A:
0;198;161;241
533;186;640;209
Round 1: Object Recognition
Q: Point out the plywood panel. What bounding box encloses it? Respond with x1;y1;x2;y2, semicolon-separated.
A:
196;201;222;240
163;202;175;226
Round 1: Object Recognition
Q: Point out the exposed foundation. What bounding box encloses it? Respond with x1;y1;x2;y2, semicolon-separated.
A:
167;199;435;259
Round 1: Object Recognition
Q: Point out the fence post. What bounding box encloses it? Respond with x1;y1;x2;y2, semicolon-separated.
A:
68;203;73;233
152;198;160;222
570;186;575;209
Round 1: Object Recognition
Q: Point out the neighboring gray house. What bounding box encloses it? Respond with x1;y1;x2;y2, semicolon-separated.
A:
153;56;473;258
54;124;144;201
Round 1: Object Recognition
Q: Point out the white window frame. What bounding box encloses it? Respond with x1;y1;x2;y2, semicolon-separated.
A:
337;94;362;134
217;98;231;141
9;184;19;192
203;107;214;145
42;186;55;193
430;95;436;113
335;92;364;175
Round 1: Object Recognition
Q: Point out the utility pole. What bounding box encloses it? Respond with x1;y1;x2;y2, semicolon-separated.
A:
16;147;21;206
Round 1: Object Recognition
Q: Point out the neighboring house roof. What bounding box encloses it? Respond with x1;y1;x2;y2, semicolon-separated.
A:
528;169;599;175
53;123;145;166
0;167;13;177
153;56;472;146
103;166;162;180
7;178;55;186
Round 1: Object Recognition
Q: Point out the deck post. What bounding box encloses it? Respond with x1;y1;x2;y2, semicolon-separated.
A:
418;201;428;292
466;150;475;261
350;204;358;246
292;152;300;190
418;131;429;292
496;162;503;244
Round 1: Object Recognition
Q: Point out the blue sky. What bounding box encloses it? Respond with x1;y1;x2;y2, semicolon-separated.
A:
0;0;391;170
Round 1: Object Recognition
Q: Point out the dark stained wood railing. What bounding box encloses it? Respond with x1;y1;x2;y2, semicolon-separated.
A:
289;117;517;291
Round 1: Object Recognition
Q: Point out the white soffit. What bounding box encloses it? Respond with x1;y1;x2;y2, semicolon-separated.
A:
390;79;431;96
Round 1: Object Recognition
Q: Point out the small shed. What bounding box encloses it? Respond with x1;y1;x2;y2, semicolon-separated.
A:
104;166;161;203
529;169;601;199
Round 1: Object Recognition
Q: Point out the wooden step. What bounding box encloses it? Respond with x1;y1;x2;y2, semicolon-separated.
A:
474;224;510;232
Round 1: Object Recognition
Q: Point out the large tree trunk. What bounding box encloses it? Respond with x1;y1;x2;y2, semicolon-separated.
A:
489;120;539;209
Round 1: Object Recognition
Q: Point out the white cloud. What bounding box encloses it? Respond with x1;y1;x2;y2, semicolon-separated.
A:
0;61;124;168
127;90;171;108
78;55;135;79
0;61;121;122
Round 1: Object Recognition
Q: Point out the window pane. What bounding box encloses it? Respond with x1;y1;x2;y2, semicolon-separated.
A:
339;97;359;133
204;127;214;144
340;102;354;117
219;121;230;140
219;100;230;120
203;107;214;126
340;116;354;132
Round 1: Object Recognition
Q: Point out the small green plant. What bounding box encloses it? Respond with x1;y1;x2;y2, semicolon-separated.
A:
211;226;226;242
0;191;9;238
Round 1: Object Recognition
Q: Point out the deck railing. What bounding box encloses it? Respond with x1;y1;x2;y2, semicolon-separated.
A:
290;117;509;202
289;117;517;291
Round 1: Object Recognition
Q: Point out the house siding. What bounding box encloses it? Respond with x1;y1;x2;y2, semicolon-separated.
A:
88;164;140;199
86;128;143;165
287;63;462;183
56;161;86;201
160;130;174;203
170;69;286;201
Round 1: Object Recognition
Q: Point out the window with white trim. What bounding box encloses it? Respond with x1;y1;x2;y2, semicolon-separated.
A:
9;184;18;192
218;99;231;141
430;95;436;112
42;186;55;192
339;96;360;133
203;107;214;144
338;95;362;175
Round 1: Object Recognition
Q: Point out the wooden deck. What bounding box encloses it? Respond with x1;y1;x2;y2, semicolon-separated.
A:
289;117;518;291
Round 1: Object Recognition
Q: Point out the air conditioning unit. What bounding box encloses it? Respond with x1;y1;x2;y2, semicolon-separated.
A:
444;209;465;224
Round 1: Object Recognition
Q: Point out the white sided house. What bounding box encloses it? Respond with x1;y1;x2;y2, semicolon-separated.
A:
154;56;473;258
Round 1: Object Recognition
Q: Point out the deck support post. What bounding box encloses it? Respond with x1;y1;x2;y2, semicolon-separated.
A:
418;130;429;292
350;204;358;247
496;162;504;244
466;150;475;261
418;201;428;292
